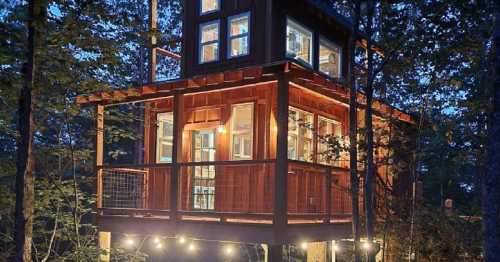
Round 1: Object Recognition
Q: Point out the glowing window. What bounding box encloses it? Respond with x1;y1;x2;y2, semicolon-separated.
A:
288;107;314;162
228;12;250;58
199;20;220;63
319;38;342;78
231;103;254;160
156;112;173;163
286;18;313;65
200;0;220;15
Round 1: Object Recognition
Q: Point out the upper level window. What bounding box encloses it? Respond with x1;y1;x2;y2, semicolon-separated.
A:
228;12;250;58
317;116;342;165
288;107;314;162
231;103;254;160
319;38;342;78
286;18;313;66
156;112;174;163
199;20;220;63
200;0;220;15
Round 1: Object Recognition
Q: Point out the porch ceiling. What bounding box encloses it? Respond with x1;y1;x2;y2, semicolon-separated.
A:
76;60;412;124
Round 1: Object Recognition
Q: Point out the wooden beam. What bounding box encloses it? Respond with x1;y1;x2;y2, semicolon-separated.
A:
156;47;181;60
274;73;289;244
148;0;157;83
326;167;332;224
96;105;104;208
170;94;183;222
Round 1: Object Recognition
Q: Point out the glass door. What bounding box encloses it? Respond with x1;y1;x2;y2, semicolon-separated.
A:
192;130;216;210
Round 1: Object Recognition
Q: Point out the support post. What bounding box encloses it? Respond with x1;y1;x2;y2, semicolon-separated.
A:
326;167;332;223
170;94;183;222
274;73;289;246
96;105;104;209
148;0;157;83
99;231;111;262
268;245;284;262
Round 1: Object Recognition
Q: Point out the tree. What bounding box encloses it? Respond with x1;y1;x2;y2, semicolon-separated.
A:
484;0;500;260
15;0;47;261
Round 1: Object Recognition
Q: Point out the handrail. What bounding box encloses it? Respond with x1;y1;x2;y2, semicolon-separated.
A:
98;159;276;169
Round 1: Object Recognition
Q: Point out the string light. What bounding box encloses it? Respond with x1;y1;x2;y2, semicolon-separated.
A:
188;243;196;252
300;242;308;250
178;236;186;244
332;244;340;252
217;125;226;134
362;242;372;251
153;236;160;244
124;237;135;247
155;242;163;249
224;246;234;256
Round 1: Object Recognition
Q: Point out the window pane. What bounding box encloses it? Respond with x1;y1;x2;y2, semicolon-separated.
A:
288;107;313;162
200;21;219;63
230;15;249;36
231;103;254;160
230;36;249;57
286;19;312;65
317;116;342;165
201;0;219;14
319;39;341;78
156;112;173;163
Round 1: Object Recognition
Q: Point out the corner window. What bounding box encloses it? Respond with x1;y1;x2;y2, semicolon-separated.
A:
200;0;220;15
156;112;174;163
228;12;250;58
319;38;342;78
231;103;254;160
288;107;314;162
199;20;220;63
317;116;342;165
286;18;313;65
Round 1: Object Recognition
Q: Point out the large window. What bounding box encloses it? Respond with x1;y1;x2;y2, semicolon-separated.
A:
199;20;220;63
319;38;342;78
317;116;343;165
286;18;313;65
156;112;173;163
288;107;314;162
200;0;219;15
228;12;250;58
192;130;216;210
230;103;254;160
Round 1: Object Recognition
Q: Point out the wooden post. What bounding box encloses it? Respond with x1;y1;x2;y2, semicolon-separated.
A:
96;105;104;209
148;0;157;83
170;94;183;222
99;231;111;262
326;167;332;224
274;73;289;247
268;245;284;262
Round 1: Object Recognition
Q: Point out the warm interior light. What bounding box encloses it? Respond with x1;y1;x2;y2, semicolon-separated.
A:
188;243;196;252
362;242;371;250
178;236;186;244
225;246;233;256
300;242;308;250
217;125;226;133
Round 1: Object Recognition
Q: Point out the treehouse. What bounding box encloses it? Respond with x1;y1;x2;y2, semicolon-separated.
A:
76;0;412;260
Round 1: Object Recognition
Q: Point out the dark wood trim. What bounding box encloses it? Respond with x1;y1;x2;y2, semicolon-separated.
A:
96;105;104;209
170;94;183;222
274;73;289;244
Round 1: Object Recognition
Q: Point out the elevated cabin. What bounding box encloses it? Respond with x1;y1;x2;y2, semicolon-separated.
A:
77;0;413;260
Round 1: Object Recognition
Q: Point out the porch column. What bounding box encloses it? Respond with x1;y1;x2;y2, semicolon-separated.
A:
274;73;289;257
96;104;104;209
98;231;111;261
170;94;184;223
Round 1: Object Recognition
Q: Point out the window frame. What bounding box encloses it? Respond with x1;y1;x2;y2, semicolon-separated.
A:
227;12;251;59
199;0;220;15
199;20;221;64
288;106;314;162
191;129;217;210
286;17;314;66
230;102;254;160
156;112;174;163
318;37;342;78
317;115;343;165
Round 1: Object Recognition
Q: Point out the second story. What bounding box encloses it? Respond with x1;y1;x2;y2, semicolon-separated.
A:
182;0;352;79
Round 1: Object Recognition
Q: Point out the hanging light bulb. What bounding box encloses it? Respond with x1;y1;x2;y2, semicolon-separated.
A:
178;236;186;244
300;242;308;250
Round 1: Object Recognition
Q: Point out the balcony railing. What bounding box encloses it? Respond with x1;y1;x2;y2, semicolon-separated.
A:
97;160;351;224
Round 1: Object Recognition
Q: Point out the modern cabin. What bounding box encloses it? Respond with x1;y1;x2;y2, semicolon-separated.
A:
76;0;413;261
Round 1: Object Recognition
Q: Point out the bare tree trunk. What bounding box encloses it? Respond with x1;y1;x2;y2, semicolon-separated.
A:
484;1;500;260
348;1;362;261
364;1;376;262
15;0;46;261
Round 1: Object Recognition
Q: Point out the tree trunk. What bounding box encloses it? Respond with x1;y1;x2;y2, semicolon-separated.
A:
364;1;376;262
348;2;362;262
484;2;500;260
15;0;46;261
